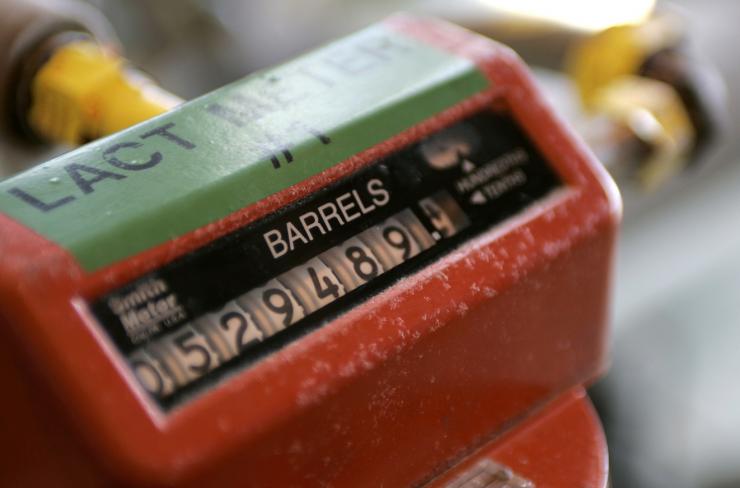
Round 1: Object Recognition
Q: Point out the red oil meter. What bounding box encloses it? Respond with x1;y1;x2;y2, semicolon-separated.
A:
0;15;619;487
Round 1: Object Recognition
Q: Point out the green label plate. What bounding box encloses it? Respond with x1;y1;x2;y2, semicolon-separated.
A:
0;23;488;271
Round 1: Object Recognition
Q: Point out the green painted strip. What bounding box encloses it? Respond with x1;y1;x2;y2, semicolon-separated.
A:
0;23;489;271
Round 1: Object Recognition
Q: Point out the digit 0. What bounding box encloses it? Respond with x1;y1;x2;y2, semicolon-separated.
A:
129;350;175;398
132;359;166;397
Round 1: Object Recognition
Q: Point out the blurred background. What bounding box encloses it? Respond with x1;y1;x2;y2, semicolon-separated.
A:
1;1;738;486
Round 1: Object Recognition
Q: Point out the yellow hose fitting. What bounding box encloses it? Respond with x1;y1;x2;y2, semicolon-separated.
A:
28;40;181;145
567;14;683;110
593;76;694;190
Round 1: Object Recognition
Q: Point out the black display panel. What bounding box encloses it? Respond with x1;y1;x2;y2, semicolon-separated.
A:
90;110;562;409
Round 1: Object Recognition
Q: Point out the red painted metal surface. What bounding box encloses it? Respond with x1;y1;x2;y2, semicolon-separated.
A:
427;387;609;488
0;15;619;487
